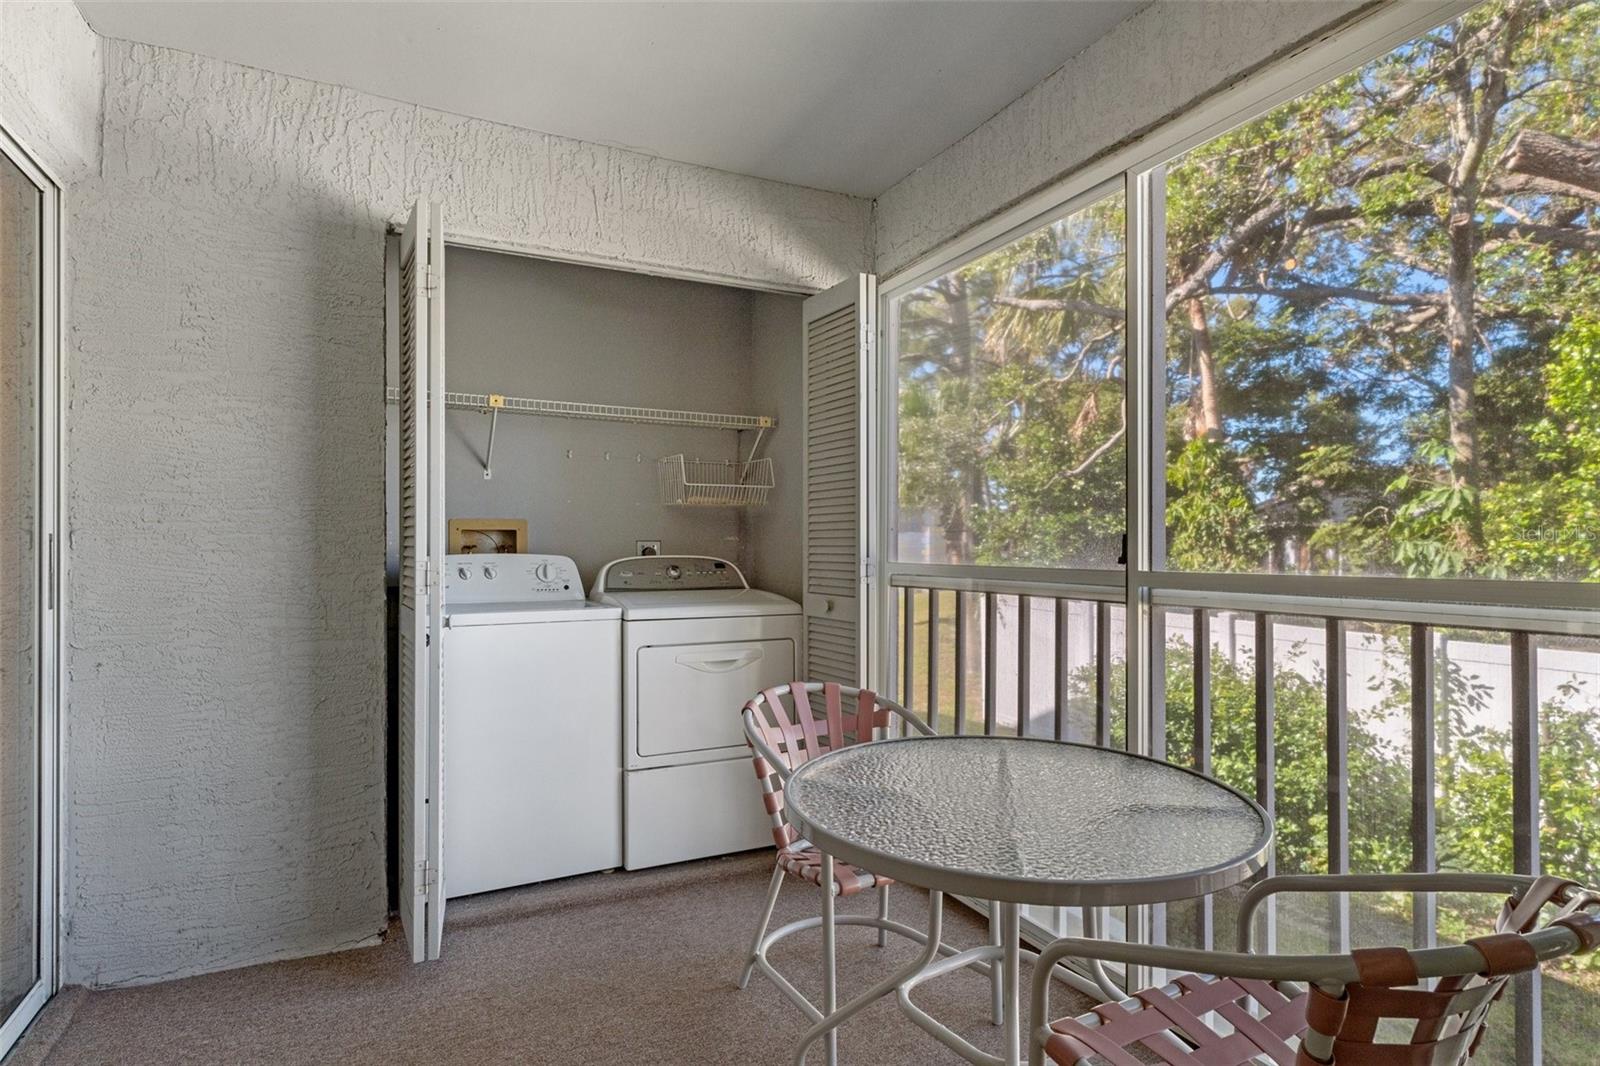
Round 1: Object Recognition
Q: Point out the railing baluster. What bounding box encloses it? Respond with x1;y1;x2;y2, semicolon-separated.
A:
984;594;999;736
1018;597;1032;737
1054;599;1070;742
1193;608;1214;950
902;588;915;711
954;591;969;736
1512;632;1542;1065
1147;607;1167;962
1410;624;1437;950
1254;612;1276;953
1095;601;1112;748
927;589;941;732
1193;610;1213;774
1327;618;1350;953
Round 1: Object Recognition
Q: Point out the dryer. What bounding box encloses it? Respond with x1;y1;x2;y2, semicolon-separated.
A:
591;556;801;870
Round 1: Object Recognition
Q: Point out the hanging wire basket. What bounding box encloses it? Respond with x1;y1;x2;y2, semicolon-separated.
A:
658;455;774;507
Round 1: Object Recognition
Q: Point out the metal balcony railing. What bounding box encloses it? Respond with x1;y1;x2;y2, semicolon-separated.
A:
888;575;1600;1064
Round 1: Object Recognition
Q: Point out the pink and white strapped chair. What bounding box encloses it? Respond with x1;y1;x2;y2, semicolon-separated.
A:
1028;872;1600;1066
739;683;971;1041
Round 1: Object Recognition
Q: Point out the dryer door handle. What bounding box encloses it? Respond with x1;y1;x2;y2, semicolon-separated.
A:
676;649;762;673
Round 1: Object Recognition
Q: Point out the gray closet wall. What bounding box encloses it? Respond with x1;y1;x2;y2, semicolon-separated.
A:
441;248;804;593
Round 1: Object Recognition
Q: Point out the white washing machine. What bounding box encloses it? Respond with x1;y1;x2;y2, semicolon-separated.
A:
591;556;801;870
443;553;622;897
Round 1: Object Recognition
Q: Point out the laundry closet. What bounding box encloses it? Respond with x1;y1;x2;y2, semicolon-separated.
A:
386;243;807;601
384;206;853;963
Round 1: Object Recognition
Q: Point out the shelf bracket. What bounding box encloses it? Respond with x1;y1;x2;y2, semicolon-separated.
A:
738;425;768;485
482;394;504;479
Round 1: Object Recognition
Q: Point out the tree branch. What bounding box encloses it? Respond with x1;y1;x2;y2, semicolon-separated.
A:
1207;281;1447;308
1484;220;1600;254
992;295;1124;321
1499;130;1600;195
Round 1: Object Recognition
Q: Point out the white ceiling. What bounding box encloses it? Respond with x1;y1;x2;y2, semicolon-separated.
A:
75;1;1143;198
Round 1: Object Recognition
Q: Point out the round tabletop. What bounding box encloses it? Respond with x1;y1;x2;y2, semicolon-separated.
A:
784;735;1272;907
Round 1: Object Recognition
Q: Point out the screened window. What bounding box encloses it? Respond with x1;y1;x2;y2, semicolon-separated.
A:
1161;0;1600;580
893;190;1127;570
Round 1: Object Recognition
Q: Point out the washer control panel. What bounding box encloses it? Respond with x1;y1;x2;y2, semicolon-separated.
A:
596;555;747;592
444;553;583;603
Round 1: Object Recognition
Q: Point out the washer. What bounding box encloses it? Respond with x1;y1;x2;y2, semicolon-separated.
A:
591;555;801;870
443;553;622;897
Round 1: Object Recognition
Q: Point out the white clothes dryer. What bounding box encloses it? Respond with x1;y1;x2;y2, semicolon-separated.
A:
591;556;801;870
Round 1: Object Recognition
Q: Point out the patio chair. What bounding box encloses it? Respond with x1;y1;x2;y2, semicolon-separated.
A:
738;682;995;1037
1028;872;1600;1066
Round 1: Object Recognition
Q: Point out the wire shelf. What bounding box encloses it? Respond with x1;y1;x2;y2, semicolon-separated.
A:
658;455;774;507
384;386;774;431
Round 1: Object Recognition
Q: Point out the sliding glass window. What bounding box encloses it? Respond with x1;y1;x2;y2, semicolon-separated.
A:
883;1;1599;1058
1159;0;1599;582
893;188;1127;572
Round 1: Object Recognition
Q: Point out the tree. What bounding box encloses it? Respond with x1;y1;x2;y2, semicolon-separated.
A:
897;0;1600;582
1157;0;1600;578
896;196;1128;569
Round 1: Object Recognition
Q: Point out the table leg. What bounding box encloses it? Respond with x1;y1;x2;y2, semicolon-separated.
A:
821;854;838;1066
989;904;1003;1025
999;902;1021;1066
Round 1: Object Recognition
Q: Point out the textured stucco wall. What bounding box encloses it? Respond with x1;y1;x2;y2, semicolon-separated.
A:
873;0;1375;275
65;38;869;987
0;1;102;182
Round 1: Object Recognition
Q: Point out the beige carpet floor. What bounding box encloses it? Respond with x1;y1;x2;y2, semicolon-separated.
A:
10;853;1095;1065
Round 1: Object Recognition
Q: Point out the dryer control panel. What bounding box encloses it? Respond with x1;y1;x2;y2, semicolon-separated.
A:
594;555;748;592
444;553;583;603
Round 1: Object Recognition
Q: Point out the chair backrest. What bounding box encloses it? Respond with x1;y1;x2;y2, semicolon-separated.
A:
1299;874;1599;1064
741;682;895;851
1039;874;1599;1066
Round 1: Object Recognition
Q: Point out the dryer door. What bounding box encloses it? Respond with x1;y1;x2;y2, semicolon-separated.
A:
636;639;796;758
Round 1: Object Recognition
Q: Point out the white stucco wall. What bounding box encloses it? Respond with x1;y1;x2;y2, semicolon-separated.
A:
64;37;869;987
0;0;102;183
872;0;1375;276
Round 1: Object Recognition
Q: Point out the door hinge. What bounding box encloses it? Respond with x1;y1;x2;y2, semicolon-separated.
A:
861;557;876;581
424;266;440;299
418;860;437;896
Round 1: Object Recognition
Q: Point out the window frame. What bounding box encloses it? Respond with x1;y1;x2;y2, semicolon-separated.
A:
880;172;1129;590
0;117;65;1057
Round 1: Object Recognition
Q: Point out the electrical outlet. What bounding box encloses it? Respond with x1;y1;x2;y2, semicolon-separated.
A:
636;540;662;557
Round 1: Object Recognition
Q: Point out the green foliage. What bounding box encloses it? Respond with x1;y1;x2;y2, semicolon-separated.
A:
1158;0;1600;580
896;196;1128;568
1388;441;1482;578
1159;630;1600;888
1478;317;1600;579
1165;439;1269;572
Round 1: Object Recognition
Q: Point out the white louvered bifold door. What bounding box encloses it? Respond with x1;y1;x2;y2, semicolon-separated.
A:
802;274;876;685
397;200;447;962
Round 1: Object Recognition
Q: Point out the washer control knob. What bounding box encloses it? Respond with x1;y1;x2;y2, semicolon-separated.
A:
666;564;682;580
532;562;552;583
456;566;472;581
482;565;498;580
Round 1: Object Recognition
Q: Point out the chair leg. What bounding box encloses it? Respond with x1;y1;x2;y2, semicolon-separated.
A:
739;863;786;989
876;884;890;948
990;902;1003;1026
821;854;839;1066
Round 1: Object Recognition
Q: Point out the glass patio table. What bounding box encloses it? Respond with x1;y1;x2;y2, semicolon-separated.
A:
782;735;1272;1066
